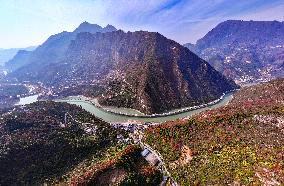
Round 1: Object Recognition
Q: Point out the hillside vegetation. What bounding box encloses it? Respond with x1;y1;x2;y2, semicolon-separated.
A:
144;78;284;185
0;101;161;185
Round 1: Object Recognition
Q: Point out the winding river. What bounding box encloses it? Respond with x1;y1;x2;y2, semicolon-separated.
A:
57;92;235;123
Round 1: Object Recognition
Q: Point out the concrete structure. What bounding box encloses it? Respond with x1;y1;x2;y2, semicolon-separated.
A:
145;152;160;166
141;149;150;157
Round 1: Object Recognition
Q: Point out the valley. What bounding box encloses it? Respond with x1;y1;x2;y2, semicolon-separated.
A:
0;77;282;185
57;91;235;123
3;22;238;114
0;8;283;185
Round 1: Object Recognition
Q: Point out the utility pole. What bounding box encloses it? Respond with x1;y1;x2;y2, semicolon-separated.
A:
64;113;67;124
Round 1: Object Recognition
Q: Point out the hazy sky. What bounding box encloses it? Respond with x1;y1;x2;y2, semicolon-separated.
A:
1;0;284;48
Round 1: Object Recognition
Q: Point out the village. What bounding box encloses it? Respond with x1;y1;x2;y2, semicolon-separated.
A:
111;120;179;186
62;110;178;186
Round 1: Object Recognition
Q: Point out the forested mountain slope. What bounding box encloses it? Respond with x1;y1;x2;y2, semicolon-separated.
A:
0;102;161;185
144;78;284;185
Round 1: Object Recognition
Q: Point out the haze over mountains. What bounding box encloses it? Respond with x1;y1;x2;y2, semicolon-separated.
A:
5;22;117;71
185;20;284;84
0;46;36;66
5;22;237;114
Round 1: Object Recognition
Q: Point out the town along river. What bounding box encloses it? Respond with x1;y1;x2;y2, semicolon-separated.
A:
57;92;235;123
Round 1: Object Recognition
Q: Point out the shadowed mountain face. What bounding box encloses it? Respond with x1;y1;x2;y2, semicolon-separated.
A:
185;20;284;84
7;27;238;114
5;22;117;72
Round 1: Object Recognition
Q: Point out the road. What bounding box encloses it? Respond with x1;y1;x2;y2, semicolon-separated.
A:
140;142;179;186
67;112;178;185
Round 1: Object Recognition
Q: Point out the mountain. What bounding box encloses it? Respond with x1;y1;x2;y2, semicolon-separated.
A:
183;43;197;53
0;101;162;185
144;78;284;185
184;20;284;84
5;22;117;72
74;22;117;33
8;29;238;114
4;50;32;71
0;46;36;66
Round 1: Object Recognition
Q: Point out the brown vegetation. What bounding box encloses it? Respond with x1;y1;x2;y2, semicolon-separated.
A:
144;78;284;185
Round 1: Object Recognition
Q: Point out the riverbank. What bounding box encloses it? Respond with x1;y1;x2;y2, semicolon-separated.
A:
57;90;237;123
80;90;237;118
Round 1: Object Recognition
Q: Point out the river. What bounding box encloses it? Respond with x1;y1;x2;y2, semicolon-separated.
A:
15;95;39;106
57;92;234;123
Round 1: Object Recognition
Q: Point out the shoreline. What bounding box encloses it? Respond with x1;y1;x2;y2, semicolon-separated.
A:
15;94;39;106
63;89;237;118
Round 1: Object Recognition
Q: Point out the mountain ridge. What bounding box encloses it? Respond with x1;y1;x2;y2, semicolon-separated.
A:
7;27;238;114
0;46;37;66
5;22;117;72
184;20;284;84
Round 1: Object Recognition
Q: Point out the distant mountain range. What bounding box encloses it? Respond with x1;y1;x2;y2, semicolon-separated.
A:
5;22;237;114
184;20;284;84
5;22;116;71
0;46;37;66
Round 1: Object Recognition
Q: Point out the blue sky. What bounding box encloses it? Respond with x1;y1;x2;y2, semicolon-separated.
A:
0;0;284;48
